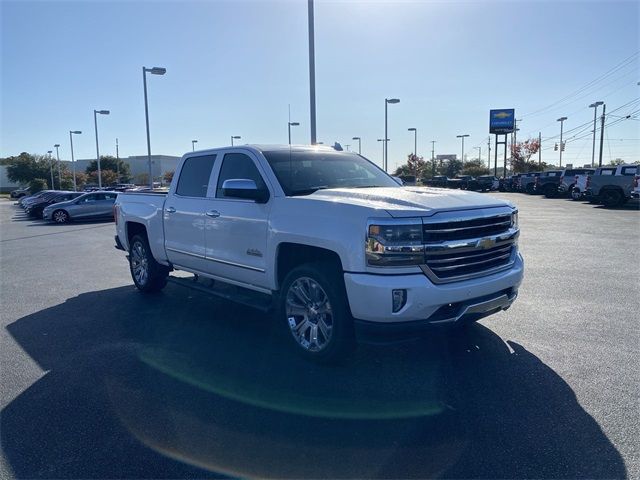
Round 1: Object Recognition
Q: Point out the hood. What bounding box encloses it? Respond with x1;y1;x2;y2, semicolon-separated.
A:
307;187;513;217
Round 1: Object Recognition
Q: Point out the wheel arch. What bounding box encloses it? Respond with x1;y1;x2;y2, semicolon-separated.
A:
276;242;344;291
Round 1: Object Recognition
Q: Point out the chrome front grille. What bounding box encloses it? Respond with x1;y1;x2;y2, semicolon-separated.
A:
422;214;512;242
421;212;517;283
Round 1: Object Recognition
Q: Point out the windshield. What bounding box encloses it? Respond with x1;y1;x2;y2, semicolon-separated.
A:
262;150;399;195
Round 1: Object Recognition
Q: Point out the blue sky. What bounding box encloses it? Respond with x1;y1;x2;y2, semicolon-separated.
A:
1;0;638;172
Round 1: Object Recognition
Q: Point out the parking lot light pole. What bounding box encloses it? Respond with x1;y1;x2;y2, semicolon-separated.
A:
408;128;417;158
231;135;241;146
557;117;567;167
476;146;481;163
47;151;54;189
191;139;198;151
456;134;470;165
352;136;361;154
288;122;300;145
384;98;400;172
54;144;61;189
143;66;166;190
377;138;387;168
93;110;110;189
69;131;81;191
589;102;604;167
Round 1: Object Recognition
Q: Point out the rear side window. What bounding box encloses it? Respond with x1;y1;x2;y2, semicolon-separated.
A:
600;169;615;175
104;193;117;200
621;166;638;176
216;153;266;198
176;155;217;197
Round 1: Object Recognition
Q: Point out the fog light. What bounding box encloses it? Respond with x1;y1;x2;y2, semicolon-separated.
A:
392;289;407;313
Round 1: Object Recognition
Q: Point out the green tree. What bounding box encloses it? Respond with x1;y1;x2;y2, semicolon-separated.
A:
1;152;53;187
29;178;48;193
462;159;490;177
87;169;118;186
85;156;131;182
439;158;464;177
163;171;175;184
394;154;428;180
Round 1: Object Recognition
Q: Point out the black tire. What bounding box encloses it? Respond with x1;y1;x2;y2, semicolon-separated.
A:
52;209;69;224
128;234;169;293
543;184;558;198
279;262;355;364
600;189;623;208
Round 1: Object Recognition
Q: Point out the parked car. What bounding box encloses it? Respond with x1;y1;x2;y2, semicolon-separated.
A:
25;191;84;218
557;168;595;196
114;145;523;363
632;172;640;200
518;172;542;194
501;174;521;192
43;191;118;223
572;167;616;200
20;190;58;208
533;170;563;197
447;175;476;190
477;175;499;191
10;187;30;199
584;164;639;207
423;175;448;188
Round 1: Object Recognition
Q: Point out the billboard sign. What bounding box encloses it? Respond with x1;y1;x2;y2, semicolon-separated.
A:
490;109;515;134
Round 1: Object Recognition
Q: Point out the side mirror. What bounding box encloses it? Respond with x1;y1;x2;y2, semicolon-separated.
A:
222;179;269;203
391;176;404;186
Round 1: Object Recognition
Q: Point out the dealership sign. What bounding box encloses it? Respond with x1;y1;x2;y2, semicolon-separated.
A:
489;109;515;134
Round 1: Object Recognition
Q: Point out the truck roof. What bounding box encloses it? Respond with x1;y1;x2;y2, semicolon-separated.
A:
190;144;343;156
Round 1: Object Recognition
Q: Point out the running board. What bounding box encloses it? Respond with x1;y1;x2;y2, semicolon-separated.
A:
167;275;274;312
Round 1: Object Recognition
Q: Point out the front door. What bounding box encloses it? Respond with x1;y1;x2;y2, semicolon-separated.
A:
203;151;271;289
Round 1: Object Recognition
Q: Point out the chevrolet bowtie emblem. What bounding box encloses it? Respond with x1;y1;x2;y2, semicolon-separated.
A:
493;111;512;119
477;237;496;249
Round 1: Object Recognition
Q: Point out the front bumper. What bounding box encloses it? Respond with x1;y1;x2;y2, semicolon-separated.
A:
42;210;52;220
343;252;524;326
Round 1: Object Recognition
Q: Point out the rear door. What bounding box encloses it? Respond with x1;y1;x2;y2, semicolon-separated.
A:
71;193;102;218
164;154;218;272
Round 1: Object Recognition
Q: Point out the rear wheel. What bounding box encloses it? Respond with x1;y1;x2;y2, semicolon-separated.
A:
526;184;535;194
52;210;69;224
600;189;623;208
129;234;169;293
279;263;355;364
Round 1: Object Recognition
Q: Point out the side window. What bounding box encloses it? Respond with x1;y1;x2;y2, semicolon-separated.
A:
216;153;266;198
621;166;637;176
80;194;97;203
176;155;217;197
93;193;106;201
104;193;118;200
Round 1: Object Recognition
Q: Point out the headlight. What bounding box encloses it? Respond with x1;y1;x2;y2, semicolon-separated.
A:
366;220;424;267
511;211;519;229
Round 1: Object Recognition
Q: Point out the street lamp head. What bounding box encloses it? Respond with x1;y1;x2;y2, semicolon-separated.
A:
192;139;198;143
557;116;567;122
96;110;110;115
232;135;241;139
289;122;300;126
71;130;82;134
147;67;167;75
589;101;604;108
47;150;52;154
457;134;470;138
352;136;360;140
408;128;416;132
54;144;60;148
386;98;400;104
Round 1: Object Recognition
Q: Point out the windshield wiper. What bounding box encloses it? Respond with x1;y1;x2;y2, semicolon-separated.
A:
290;185;330;196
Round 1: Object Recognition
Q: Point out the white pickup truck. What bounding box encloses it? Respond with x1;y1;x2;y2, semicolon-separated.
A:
114;145;524;362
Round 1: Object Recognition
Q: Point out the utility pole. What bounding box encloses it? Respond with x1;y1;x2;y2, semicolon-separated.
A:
538;132;542;166
431;140;436;176
598;104;606;167
47;151;54;189
557;116;567;167
487;137;491;170
308;0;317;145
116;138;120;183
589;101;604;167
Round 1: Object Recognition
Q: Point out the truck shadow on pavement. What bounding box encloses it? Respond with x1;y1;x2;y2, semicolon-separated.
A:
2;285;626;479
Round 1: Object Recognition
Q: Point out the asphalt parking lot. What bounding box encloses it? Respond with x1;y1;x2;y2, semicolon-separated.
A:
1;193;638;479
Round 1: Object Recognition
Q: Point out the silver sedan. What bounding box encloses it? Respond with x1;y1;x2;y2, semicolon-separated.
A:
43;191;118;224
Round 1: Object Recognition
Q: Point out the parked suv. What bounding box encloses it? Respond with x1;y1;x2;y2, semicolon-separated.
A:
533;170;563;196
519;172;542;194
557;168;595;197
572;167;616;200
584;164;639;207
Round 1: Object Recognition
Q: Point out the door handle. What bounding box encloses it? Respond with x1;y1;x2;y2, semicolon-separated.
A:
166;206;176;213
205;210;220;218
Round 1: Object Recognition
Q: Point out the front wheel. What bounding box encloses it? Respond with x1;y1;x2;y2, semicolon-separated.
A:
279;263;355;364
543;184;558;198
52;210;69;224
129;234;169;293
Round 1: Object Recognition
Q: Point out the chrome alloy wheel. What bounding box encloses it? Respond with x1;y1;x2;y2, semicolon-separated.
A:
286;277;333;352
131;241;149;286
